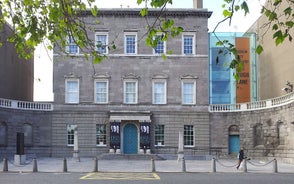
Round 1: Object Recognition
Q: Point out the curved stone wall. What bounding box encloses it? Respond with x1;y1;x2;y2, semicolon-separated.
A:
210;102;294;164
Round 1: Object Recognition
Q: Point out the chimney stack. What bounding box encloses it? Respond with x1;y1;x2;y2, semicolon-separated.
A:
193;0;203;8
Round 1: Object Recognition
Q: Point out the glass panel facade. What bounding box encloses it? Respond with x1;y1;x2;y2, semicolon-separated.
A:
209;32;257;104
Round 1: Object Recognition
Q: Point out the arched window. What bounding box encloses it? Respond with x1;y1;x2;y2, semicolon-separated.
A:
277;121;285;145
0;122;8;146
253;123;263;147
23;124;33;146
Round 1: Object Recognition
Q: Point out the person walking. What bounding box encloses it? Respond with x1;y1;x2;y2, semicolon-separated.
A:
236;147;244;170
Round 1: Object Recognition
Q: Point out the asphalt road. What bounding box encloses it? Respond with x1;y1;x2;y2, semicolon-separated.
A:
0;172;294;184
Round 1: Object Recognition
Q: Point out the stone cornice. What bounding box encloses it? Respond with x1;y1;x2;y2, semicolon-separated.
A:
79;8;212;18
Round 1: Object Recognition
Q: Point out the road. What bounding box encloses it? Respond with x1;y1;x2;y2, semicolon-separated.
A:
0;172;294;184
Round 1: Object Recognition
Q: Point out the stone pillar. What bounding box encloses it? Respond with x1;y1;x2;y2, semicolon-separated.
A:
73;127;80;162
177;131;184;161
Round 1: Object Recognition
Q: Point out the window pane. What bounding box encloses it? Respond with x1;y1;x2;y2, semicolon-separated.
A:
184;125;194;146
153;82;165;104
66;81;79;103
183;35;193;55
67;125;77;146
68;37;78;54
125;35;136;54
95;81;107;103
183;82;194;104
96;124;106;145
124;82;137;103
155;125;164;146
96;35;107;54
154;40;165;54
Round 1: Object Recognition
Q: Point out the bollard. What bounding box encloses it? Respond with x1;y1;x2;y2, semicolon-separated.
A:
33;158;38;172
93;157;98;172
63;158;67;172
181;158;186;172
211;158;216;173
243;159;247;173
3;158;8;172
272;158;278;173
151;159;156;172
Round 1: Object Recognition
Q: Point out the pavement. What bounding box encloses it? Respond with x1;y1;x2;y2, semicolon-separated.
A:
1;157;294;173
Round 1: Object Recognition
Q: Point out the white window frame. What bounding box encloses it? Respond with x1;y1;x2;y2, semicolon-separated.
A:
123;79;138;104
67;124;77;147
124;32;137;55
96;124;107;146
154;125;165;146
153;36;166;55
95;32;108;54
182;80;196;105
152;79;167;104
65;79;79;104
94;79;109;104
184;125;194;147
66;36;79;55
182;33;195;55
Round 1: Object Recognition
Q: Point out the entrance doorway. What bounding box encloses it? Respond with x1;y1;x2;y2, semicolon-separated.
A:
229;135;240;154
228;125;240;154
123;124;138;154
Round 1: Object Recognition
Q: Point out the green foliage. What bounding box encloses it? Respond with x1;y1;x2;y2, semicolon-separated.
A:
0;0;181;63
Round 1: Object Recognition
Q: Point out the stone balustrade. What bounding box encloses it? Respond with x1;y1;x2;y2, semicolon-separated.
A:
0;98;53;111
210;92;294;112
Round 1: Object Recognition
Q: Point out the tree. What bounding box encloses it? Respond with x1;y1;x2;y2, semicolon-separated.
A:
216;0;294;79
0;0;293;74
0;0;182;63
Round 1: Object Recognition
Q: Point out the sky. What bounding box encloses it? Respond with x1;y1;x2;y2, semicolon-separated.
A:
33;0;265;101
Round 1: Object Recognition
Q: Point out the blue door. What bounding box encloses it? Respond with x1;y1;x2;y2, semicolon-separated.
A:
229;135;240;154
123;124;138;154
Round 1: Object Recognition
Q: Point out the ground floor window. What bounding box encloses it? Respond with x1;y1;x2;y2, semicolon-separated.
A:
184;125;194;147
155;125;165;146
96;124;106;146
67;124;77;146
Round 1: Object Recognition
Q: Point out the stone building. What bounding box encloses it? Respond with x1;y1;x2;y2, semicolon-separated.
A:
52;8;212;157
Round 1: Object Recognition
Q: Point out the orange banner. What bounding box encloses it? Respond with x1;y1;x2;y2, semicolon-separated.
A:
236;37;250;103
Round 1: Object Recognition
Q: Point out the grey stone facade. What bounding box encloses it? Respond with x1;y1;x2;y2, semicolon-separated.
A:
51;8;212;157
0;108;52;157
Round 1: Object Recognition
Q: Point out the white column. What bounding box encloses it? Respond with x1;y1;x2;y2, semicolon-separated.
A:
73;128;80;162
177;131;184;161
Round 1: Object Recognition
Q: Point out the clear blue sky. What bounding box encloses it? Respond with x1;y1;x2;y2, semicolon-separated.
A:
34;0;264;101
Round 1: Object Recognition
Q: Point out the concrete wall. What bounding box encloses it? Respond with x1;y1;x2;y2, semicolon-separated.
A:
248;1;294;100
0;23;34;101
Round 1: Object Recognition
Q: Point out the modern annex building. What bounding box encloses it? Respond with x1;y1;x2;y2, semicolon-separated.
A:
0;1;293;164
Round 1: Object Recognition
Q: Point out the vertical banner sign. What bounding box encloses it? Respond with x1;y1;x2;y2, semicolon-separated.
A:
110;122;120;149
236;37;250;103
140;123;150;149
